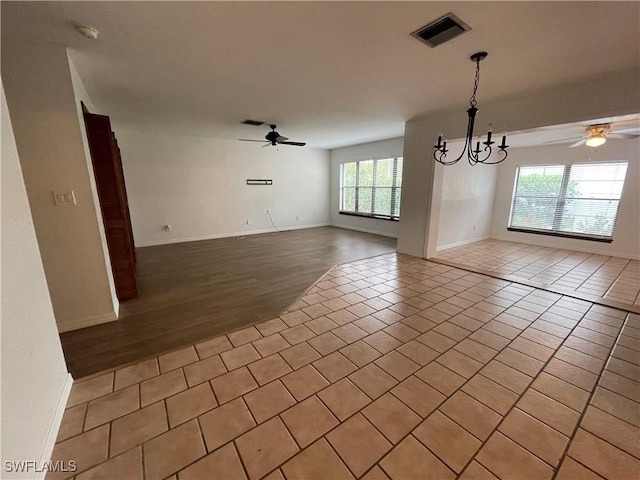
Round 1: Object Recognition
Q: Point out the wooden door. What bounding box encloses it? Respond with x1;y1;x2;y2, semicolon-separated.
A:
83;110;138;299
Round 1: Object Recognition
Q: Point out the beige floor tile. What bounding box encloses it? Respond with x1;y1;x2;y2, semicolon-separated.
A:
195;335;233;359
236;416;299;480
433;321;472;342
555;457;604;480
495;348;545;377
159;346;199;373
606;356;640;382
498;408;569;466
415;362;466;396
244;380;296;423
383;323;420;343
391;375;446;418
375;351;420;381
544;358;598;391
590;386;640;427
281;395;339;448
210;366;258;404
415;330;457;352
280;310;312;327
531;372;590;412
110;401;168;456
282;438;354;479
361;465;391;480
354;315;387;333
462;374;518;415
413;410;481;473
481;360;532;394
281;365;329;401
280;342;321;369
220;343;261;370
247;354;292;385
166;382;217;427
179;442;247;480
568;428;640;479
57;403;86;442
454;339;498;364
67;373;114;408
599;370;640;402
327;413;392;477
363;331;403;354
303;303;333;319
333;323;369;343
440;391;502;441
84;385;139;430
75;446;142;480
458;461;499;480
114;358;159;390
476;432;553;480
256;318;289;337
308;332;347;355
313;352;357;382
362;392;421;444
394;340;438;366
183;355;227;387
516;388;581;436
48;425;109;479
143;419;206;480
140;369;187;407
328;309;360;326
305;316;339;335
318;378;371;420
436;349;483;379
281;324;316;345
563;336;610;360
401;314;437;333
349;363;397;399
199;397;256;452
340;340;382;367
323;298;352;312
228;326;263;346
581;406;640;459
468;329;511;351
379;434;455;480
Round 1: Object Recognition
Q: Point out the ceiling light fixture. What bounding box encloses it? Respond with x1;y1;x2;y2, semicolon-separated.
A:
434;52;509;166
585;135;606;147
585;126;608;147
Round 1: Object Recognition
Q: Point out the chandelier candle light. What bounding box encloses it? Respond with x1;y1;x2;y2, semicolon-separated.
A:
434;52;509;166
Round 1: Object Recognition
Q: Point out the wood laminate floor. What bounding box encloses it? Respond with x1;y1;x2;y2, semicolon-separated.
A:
60;227;396;378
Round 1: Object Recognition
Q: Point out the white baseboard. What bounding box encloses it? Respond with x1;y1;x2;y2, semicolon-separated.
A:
36;373;73;479
135;223;331;247
330;223;398;238
57;311;117;333
436;235;490;252
491;234;640;261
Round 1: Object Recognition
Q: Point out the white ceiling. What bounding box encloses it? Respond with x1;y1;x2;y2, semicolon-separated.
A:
3;1;639;149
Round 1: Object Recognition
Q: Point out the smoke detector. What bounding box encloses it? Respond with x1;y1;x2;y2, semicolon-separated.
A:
76;25;99;40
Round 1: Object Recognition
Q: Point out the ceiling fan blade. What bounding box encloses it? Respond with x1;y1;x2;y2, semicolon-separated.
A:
543;136;584;145
610;127;640;134
279;141;306;146
609;133;640;139
261;142;274;148
275;135;289;142
569;139;587;148
239;139;269;143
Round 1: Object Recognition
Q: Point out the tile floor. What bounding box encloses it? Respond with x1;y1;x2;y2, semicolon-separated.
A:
435;239;640;308
50;252;640;479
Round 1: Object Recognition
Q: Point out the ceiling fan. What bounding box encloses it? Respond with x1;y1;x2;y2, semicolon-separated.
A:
239;124;306;147
545;122;640;148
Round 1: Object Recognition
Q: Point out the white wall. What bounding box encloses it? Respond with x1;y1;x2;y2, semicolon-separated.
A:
436;140;499;250
330;137;403;238
116;130;330;246
491;139;640;259
1;81;72;479
399;68;640;258
1;36;117;332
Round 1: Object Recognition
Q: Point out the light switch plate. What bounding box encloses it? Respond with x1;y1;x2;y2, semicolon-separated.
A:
52;190;76;206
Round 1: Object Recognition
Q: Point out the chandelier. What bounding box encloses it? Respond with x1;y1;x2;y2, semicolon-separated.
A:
434;52;509;166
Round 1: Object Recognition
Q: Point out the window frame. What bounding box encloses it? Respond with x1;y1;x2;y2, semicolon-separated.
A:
507;161;628;243
339;156;402;221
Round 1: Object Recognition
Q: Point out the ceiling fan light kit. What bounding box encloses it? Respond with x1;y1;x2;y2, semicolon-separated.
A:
585;135;606;148
434;51;509;166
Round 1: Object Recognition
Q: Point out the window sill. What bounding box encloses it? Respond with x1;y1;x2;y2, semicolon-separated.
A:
339;211;399;222
507;227;613;243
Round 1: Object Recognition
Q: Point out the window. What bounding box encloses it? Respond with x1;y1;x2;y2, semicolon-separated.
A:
509;162;628;242
340;157;403;220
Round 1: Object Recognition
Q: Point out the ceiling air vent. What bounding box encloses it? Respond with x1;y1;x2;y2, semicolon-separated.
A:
242;119;264;126
411;13;471;48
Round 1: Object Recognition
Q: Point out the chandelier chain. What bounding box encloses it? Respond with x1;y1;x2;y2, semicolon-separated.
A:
469;58;481;108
